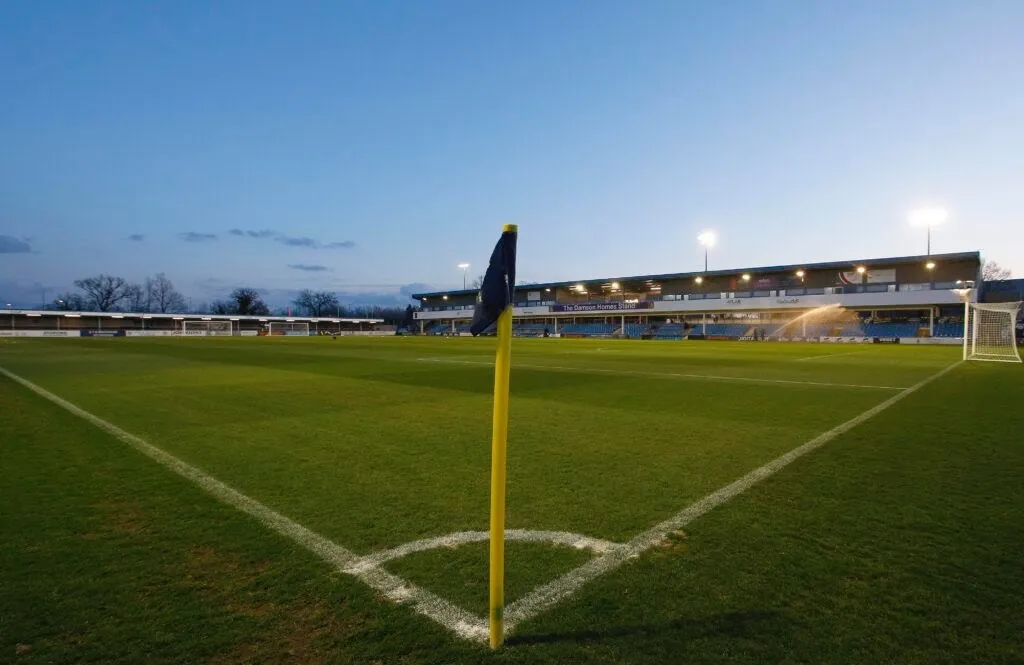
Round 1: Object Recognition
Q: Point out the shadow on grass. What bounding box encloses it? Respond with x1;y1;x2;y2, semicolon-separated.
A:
506;609;780;646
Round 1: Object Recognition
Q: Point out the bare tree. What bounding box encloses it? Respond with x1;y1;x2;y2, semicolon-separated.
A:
146;273;187;313
73;274;129;311
51;292;87;311
210;300;233;315
123;283;149;312
982;260;1012;281
229;287;270;315
293;289;339;316
470;274;485;289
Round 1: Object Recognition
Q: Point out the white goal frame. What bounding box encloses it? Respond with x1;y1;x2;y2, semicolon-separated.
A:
963;301;1021;363
268;321;310;337
182;320;234;336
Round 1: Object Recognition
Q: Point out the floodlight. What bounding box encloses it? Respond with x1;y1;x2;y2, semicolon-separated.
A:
457;263;470;269
694;276;703;285
611;282;620;290
908;207;949;227
443;295;449;300
926;261;936;270
796;270;805;278
697;230;716;272
741;274;750;281
856;266;866;274
909;207;949;255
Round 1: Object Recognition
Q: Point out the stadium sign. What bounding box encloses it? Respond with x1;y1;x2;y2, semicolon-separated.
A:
552;302;654;313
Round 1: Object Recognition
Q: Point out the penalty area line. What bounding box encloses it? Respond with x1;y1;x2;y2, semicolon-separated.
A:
0;366;489;643
503;361;962;632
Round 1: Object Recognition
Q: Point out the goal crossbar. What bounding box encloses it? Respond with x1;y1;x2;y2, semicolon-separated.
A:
182;320;234;336
268;321;310;336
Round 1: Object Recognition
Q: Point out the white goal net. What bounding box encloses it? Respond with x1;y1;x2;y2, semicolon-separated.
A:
964;301;1021;363
268;321;310;336
182;320;234;336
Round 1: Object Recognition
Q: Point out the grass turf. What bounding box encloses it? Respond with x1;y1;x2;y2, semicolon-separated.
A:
1;336;1021;663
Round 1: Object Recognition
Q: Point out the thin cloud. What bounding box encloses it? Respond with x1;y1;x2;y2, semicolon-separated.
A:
227;228;355;249
0;235;32;253
179;232;218;242
288;264;330;272
230;228;275;238
276;235;318;248
128;234;145;241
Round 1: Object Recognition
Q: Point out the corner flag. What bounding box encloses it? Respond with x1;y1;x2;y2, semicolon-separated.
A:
473;224;517;649
470;226;517;336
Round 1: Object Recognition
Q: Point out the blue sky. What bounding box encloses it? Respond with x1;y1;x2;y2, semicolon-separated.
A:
2;0;1022;308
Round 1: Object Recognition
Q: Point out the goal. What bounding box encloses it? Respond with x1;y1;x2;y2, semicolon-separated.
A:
182;320;234;336
964;301;1022;363
268;321;310;336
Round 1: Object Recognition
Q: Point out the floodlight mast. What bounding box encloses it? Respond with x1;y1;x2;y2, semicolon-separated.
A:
697;231;716;272
908;207;948;255
458;263;470;290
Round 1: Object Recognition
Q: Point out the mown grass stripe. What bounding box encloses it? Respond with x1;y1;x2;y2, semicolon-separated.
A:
417;357;908;390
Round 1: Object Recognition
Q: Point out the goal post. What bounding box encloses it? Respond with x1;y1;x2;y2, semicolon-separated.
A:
182;320;234;336
964;301;1022;363
268;321;310;336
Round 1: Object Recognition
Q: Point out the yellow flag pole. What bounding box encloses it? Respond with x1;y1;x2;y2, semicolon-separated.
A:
489;223;517;649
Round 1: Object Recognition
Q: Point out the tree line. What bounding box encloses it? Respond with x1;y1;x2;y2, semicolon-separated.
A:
50;276;415;326
291;289;414;326
52;273;188;313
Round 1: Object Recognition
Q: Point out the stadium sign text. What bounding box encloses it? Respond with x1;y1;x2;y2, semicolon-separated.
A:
552;301;654;313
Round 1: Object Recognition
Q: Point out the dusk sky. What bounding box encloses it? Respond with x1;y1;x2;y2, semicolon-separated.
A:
2;0;1022;308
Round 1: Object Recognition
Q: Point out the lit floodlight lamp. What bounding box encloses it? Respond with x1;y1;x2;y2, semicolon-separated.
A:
544;288;551;292
908;206;949;255
697;230;716;272
457;263;470;289
796;270;805;278
926;261;936;270
442;295;449;300
611;282;620;290
697;231;716;248
575;284;585;291
741;274;750;282
694;276;704;285
856;266;866;274
908;207;949;227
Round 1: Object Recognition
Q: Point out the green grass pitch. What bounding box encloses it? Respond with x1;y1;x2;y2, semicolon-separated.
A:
1;336;1022;664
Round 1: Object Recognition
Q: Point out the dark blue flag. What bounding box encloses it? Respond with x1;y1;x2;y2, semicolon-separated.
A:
470;226;517;336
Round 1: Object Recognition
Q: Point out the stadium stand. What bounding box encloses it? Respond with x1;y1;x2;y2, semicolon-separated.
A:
863;322;919;337
559;323;617;337
652;324;688;339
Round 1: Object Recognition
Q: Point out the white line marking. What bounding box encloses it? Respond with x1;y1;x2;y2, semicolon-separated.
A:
0;366;489;643
416;357;907;390
0;360;961;643
502;361;961;632
796;351;865;362
345;530;619;575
